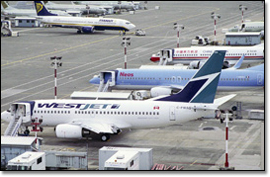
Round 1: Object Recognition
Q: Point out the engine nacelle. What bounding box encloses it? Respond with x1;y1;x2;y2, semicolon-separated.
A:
150;87;173;97
189;60;205;69
55;124;84;139
189;60;230;69
81;26;95;33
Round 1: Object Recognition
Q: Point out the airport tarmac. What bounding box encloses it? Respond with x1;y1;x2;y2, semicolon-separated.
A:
1;1;265;170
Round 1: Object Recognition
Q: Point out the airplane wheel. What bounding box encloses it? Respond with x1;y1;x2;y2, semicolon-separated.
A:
100;134;110;142
220;118;224;124
24;129;30;136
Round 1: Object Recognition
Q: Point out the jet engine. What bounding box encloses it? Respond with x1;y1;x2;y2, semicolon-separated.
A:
55;124;90;139
189;60;230;69
189;60;205;69
150;87;173;97
81;26;95;33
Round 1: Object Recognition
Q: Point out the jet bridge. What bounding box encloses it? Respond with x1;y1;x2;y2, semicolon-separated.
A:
97;71;116;92
4;102;34;136
158;49;174;65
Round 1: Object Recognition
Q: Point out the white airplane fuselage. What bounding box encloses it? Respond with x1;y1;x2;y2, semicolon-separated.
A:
1;99;216;129
150;45;264;65
36;16;136;32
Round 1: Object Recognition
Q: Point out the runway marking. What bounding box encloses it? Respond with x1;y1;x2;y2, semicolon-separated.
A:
199;123;203;128
1;35;118;67
142;7;219;31
230;125;236;130
190;160;198;166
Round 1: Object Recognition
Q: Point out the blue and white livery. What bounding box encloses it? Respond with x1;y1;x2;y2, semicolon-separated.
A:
1;51;235;141
90;57;264;97
34;1;136;33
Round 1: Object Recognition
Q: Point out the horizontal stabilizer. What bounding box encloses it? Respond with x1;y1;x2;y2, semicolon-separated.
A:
214;94;237;106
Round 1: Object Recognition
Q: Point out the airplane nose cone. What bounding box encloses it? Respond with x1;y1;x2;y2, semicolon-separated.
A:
150;56;160;62
1;111;10;122
130;24;136;30
89;77;100;84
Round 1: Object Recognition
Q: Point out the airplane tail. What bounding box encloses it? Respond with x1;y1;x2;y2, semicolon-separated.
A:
155;50;226;103
34;1;57;16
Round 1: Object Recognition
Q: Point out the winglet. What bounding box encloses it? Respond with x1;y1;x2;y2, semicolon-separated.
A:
34;1;57;16
228;54;245;70
155;50;226;103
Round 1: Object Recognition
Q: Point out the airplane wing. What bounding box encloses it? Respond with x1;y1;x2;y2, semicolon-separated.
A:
70;119;130;135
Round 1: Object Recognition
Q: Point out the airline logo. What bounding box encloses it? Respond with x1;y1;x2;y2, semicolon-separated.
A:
99;19;114;23
38;103;120;110
120;72;134;77
175;50;198;54
36;2;43;13
153;106;160;110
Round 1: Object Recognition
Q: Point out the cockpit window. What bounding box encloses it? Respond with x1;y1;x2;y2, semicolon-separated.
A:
126;22;131;25
7;109;11;112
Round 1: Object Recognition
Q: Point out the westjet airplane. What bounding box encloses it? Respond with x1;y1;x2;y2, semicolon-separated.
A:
150;44;264;66
90;57;264;97
33;1;136;34
2;51;235;141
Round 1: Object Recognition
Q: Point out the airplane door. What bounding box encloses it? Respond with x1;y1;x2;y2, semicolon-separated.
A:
11;103;32;123
257;74;263;85
169;107;175;121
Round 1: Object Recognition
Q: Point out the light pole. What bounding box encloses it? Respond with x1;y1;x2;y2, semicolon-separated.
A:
173;23;184;48
239;5;248;23
50;56;62;99
211;12;221;45
121;37;131;69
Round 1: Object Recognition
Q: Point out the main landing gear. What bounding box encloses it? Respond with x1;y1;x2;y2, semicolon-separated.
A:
100;134;111;142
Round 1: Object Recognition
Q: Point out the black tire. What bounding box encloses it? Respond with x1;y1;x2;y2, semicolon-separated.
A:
24;129;30;136
100;134;110;142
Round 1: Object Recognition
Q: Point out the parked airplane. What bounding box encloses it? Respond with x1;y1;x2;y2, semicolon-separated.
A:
43;1;107;16
1;1;71;17
73;1;136;11
240;21;264;32
229;21;264;32
10;1;34;9
1;51;235;141
33;1;136;34
90;59;264;97
150;44;264;66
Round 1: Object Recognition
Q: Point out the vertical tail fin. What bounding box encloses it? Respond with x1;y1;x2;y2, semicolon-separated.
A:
156;50;226;103
34;1;57;16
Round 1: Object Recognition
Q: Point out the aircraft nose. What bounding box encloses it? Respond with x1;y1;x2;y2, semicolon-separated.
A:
150;56;160;62
130;23;136;30
89;76;100;84
1;111;10;122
